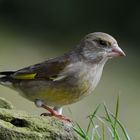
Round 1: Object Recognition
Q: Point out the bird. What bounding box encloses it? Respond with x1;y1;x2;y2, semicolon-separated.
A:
0;32;125;122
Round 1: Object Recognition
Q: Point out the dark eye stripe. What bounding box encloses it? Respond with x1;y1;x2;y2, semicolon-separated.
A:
99;40;107;46
93;38;111;47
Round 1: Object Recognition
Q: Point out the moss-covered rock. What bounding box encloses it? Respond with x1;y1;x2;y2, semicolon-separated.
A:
0;98;79;140
0;97;13;109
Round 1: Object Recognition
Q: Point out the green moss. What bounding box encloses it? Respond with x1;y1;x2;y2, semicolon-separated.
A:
0;98;79;140
0;97;13;109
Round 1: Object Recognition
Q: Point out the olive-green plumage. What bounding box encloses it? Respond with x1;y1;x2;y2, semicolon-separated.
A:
0;32;125;115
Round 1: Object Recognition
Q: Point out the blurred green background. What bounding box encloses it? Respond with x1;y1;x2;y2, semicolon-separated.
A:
0;0;139;139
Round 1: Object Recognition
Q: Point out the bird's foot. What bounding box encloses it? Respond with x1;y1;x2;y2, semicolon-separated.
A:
41;112;71;122
40;104;71;122
40;112;71;122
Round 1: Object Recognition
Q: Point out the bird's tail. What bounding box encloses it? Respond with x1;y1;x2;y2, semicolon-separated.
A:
0;71;15;87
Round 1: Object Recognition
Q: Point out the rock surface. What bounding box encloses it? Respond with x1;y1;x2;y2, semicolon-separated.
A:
0;97;79;140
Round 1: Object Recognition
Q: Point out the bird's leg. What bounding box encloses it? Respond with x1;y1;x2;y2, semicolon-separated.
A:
53;106;63;115
35;99;71;122
40;104;58;116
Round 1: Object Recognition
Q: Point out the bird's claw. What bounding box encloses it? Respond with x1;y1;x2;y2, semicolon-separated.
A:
40;112;52;116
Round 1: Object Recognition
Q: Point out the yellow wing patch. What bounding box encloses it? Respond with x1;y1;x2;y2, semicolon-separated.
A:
15;73;37;80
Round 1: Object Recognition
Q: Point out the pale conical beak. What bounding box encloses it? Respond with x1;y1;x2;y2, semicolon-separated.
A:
107;45;126;57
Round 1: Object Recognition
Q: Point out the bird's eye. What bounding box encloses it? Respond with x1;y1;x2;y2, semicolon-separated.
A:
99;40;107;46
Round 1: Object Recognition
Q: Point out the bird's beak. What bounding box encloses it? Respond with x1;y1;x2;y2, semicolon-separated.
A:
107;44;126;57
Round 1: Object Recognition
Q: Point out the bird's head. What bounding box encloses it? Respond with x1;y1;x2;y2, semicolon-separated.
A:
78;32;125;63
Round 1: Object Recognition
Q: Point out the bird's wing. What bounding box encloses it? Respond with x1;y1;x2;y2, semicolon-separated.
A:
12;56;70;81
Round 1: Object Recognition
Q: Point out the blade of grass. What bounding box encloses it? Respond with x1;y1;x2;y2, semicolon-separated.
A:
113;95;120;139
107;127;114;139
73;128;86;139
74;122;89;140
86;104;101;135
76;122;87;136
114;96;119;127
88;116;101;139
103;104;120;140
91;125;99;140
101;123;105;140
97;114;120;140
103;103;113;123
110;113;131;140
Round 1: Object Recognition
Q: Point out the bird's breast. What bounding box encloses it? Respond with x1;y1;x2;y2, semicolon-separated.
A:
43;62;104;106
